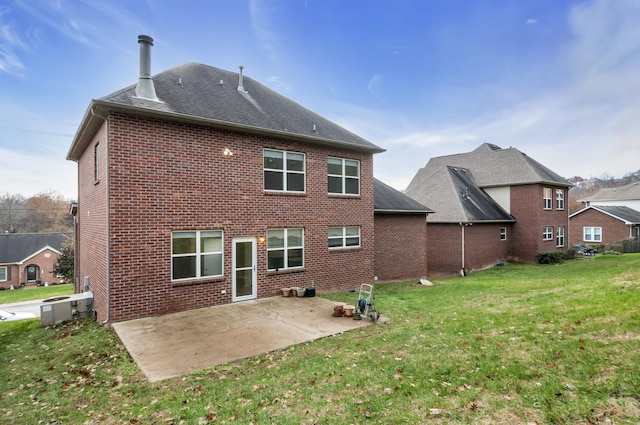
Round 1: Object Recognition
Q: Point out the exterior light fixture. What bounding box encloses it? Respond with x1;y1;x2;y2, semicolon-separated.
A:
223;148;233;157
258;236;266;244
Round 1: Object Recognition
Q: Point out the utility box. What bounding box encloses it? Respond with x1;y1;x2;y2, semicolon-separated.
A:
40;292;94;326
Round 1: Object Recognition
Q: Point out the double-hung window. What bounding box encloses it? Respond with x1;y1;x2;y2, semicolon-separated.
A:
172;230;223;281
543;226;553;241
328;226;361;248
583;227;602;242
264;149;305;192
543;188;552;209
0;266;6;282
556;226;565;247
555;189;565;210
328;157;360;195
500;227;507;241
267;228;304;270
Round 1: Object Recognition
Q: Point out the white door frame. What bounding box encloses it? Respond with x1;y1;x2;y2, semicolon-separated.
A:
232;237;257;302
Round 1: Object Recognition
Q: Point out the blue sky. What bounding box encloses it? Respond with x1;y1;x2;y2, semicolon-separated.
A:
1;0;639;200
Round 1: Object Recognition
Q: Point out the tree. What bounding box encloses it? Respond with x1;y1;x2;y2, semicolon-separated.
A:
0;193;26;233
53;239;74;284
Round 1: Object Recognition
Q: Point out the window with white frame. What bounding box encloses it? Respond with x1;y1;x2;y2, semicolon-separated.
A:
267;228;304;270
328;157;360;195
556;226;565;247
543;226;553;241
543;188;552;209
172;230;223;281
583;227;602;242
500;227;507;241
555;189;565;210
263;149;305;192
328;226;361;248
0;266;6;282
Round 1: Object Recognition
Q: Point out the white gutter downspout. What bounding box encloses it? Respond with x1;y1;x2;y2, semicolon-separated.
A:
460;223;466;276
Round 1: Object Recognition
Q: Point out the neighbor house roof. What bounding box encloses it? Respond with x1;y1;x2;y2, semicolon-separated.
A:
373;178;434;214
406;143;571;193
0;233;69;264
578;182;640;203
408;166;515;223
570;205;640;225
68;62;384;161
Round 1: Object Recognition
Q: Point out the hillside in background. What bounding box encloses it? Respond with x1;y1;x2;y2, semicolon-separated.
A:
567;169;640;214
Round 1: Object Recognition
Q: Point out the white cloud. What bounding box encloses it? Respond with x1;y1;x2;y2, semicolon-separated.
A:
526;18;537;24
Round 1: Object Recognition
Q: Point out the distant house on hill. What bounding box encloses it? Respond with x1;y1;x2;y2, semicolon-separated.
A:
578;182;640;210
0;233;69;289
66;35;387;323
406;143;571;277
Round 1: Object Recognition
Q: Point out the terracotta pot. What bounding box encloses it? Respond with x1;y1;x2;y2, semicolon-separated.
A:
281;288;291;297
343;305;354;317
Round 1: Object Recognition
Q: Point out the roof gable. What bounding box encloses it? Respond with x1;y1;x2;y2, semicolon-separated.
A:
69;63;383;161
0;233;69;264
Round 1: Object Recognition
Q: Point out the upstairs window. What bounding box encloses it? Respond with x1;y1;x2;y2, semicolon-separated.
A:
264;149;305;192
543;188;552;210
172;230;223;281
556;226;565;247
556;189;565;210
328;226;361;249
583;227;602;242
328;157;360;195
267;228;304;270
543;226;553;241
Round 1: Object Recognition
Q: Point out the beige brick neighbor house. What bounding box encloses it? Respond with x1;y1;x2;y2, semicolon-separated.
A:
67;36;386;323
406;143;571;277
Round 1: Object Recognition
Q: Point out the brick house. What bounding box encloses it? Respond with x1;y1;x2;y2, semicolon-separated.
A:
373;178;433;282
405;143;571;277
66;36;384;323
569;206;640;246
0;233;69;289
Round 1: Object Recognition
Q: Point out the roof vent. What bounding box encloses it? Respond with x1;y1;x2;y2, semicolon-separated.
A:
237;66;247;93
135;35;159;101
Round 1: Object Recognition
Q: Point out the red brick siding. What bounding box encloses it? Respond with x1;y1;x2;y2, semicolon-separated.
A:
426;223;511;277
75;123;109;321
569;209;636;246
79;113;375;322
510;184;569;262
374;213;427;282
0;248;64;289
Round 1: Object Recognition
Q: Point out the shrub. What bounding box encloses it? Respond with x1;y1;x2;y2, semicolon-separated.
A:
537;250;566;264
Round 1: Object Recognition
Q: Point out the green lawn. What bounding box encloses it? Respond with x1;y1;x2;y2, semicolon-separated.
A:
0;284;73;304
1;254;639;424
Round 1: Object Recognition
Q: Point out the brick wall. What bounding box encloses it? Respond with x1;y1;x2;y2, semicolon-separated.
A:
426;223;511;277
569;208;635;246
374;213;427;282
510;184;569;262
78;113;375;322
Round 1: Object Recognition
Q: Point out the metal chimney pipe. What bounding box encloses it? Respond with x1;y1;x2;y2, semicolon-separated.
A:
237;65;246;92
135;35;159;101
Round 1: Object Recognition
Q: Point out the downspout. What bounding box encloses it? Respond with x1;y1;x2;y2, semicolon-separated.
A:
90;106;111;325
460;223;466;276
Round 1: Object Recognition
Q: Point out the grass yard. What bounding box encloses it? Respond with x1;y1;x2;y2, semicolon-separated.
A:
1;254;639;424
0;284;73;304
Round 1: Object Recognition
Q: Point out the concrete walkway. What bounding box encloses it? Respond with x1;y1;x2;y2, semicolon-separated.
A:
112;296;373;382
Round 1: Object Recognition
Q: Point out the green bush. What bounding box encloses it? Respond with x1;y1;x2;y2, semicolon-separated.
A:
537;250;566;264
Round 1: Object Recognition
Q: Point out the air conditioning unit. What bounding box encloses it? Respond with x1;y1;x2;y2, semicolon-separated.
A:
40;292;94;326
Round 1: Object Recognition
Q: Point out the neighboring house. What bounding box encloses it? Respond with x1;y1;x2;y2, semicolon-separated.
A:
569;206;640;246
0;233;69;289
406;143;571;277
578;182;640;210
66;36;385;323
373;178;433;282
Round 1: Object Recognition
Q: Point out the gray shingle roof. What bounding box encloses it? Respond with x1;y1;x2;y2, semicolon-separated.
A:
407;143;571;192
578;183;640;202
0;233;69;264
407;166;514;223
68;62;383;161
374;178;433;214
570;205;640;224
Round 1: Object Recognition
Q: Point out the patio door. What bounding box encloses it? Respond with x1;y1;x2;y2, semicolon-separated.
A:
232;237;257;301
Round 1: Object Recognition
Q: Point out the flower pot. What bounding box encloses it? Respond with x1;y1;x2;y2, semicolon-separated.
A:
297;287;306;297
343;305;354;317
353;312;362;320
281;288;291;297
306;287;316;297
